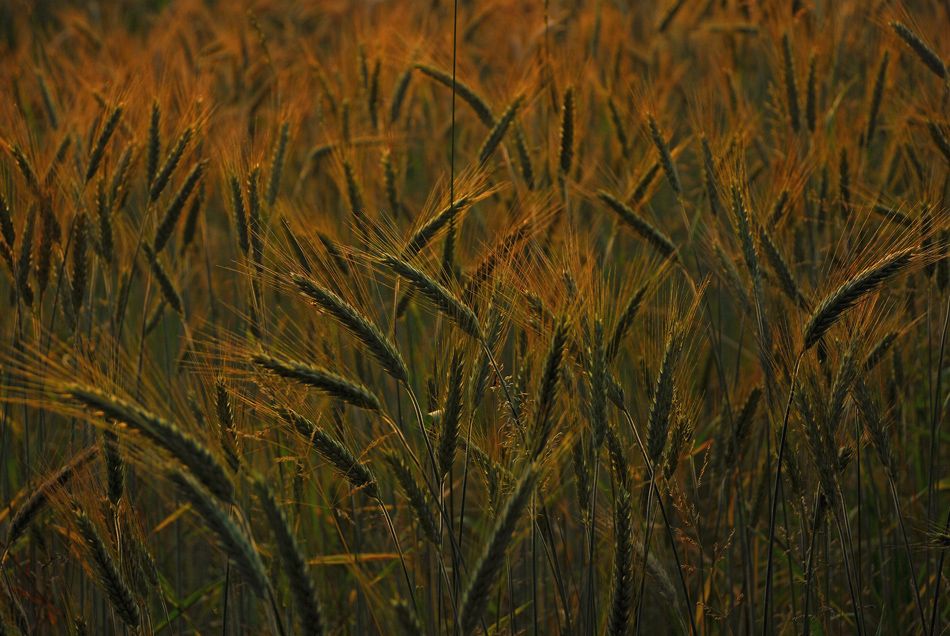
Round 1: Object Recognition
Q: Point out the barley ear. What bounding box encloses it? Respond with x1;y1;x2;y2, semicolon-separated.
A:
95;178;114;265
380;253;481;339
247;164;264;267
852;377;894;475
597;190;678;261
70;211;88;316
267;122;290;207
254;479;326;636
252;351;381;411
170;470;268;599
383;150;401;219
85;104;123;185
75;512;140;630
215;381;242;473
865;52;890;145
572;439;592;516
805;53;818;134
607;485;633;636
16;205;36;306
403;194;474;259
863;331;898;372
64;385;234;502
146;99;161;189
478;94;524;165
607;96;629;159
590;319;608;448
291;273;409;384
393;598;424;636
700;136;723;216
385;453;440;546
414;63;495;127
531;318;570;460
9;144;41;197
279;409;380;499
459;465;538;635
153;160;208;254
759;225;809;310
0;192;14;249
657;0;686;32
646;114;681;194
647;325;684;465
437;350;465;479
891;22;947;80
390;64;414;124
142;245;184;315
5;447;98;554
781;32;801;132
229;173;250;256
513;125;534;189
103;430;124;506
803;249;915;350
927;121;950;166
558;86;575;178
149;126;194;203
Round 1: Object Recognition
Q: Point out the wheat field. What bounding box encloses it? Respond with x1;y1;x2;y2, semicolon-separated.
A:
0;0;949;634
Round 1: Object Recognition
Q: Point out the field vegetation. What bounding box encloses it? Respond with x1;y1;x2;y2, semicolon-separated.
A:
1;0;950;634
